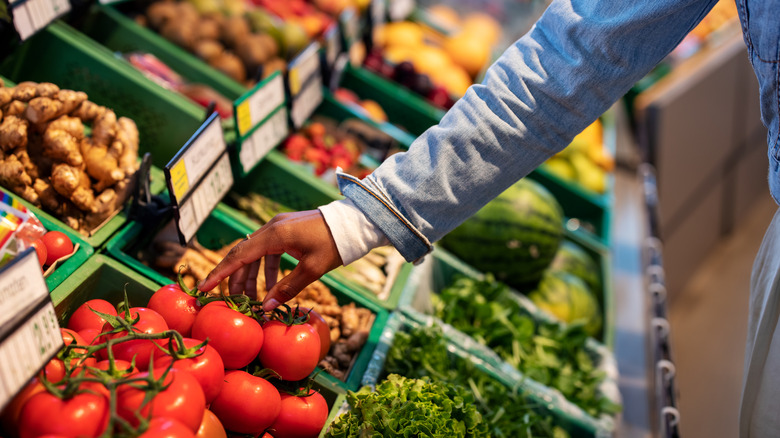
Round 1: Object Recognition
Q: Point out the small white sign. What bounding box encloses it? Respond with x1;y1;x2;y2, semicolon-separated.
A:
167;113;227;204
340;7;360;47
0;250;50;329
290;79;323;130
11;0;70;40
236;74;285;137
0;301;62;410
288;42;322;98
324;24;342;71
371;0;387;28
239;108;289;174
389;0;414;21
176;152;233;243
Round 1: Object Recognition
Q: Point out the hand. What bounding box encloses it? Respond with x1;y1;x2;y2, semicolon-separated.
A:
197;210;343;311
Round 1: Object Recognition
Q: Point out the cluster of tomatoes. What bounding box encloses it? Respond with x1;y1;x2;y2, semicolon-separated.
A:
0;281;334;438
29;230;74;269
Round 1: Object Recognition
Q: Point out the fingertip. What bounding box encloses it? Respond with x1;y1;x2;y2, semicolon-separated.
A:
262;297;280;312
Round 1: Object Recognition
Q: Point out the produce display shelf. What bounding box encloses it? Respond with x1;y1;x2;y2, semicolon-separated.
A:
48;253;346;437
0;187;94;292
0;21;201;248
105;203;389;392
360;310;617;437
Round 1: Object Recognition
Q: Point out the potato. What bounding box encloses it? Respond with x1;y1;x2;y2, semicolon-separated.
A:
194;39;224;63
236;34;271;73
210;52;246;83
220;15;250;48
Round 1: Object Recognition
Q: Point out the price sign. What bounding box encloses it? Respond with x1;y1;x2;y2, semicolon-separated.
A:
323;23;342;72
239;108;289;175
166;113;233;244
287;42;323;130
0;249;63;411
389;0;414;21
10;0;69;40
235;73;286;138
370;0;387;29
339;7;360;49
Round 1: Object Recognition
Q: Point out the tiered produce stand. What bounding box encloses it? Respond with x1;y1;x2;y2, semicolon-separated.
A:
0;0;707;437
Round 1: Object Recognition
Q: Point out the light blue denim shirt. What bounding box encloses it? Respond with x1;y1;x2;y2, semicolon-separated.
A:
328;0;778;264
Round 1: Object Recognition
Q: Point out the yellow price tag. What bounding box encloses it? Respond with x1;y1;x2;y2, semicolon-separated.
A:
170;160;189;200
289;67;301;96
236;100;252;136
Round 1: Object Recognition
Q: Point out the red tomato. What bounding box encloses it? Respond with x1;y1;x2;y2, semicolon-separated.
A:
100;307;169;368
148;283;201;337
191;302;263;369
30;239;47;267
258;321;320;381
209;370;280;435
140;417;196;438
196;409;227;438
18;391;108;438
294;307;331;361
155;338;225;403
0;380;45;432
92;359;137;377
40;231;73;266
60;328;95;367
116;368;206;433
67;299;117;333
268;390;329;438
41;358;66;384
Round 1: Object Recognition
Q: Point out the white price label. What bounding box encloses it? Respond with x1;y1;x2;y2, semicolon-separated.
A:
166;113;227;204
239;108;289;174
371;0;386;28
235;74;285;137
324;24;341;70
290;79;323;130
340;7;360;46
176;152;233;243
288;42;322;97
389;0;414;21
0;250;49;329
11;0;69;40
0;300;62;410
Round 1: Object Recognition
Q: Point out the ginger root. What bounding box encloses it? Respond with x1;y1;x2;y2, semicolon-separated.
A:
43;126;83;166
0;115;28;151
0;154;32;189
81;138;123;192
50;163;95;212
92;109;117;147
34;178;61;211
72;100;105;122
12;82;37;102
0;88;11;107
4;101;26;117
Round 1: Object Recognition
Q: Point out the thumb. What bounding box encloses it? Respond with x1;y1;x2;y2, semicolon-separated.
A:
261;261;322;311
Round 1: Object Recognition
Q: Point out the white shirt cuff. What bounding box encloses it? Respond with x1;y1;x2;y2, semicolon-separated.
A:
318;198;390;266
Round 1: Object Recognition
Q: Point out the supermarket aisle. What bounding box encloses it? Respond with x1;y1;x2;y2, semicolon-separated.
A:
670;193;777;438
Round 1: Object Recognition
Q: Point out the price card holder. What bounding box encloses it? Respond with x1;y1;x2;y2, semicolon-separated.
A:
0;248;63;411
165;112;234;245
9;0;69;40
388;0;414;21
287;42;324;130
322;22;342;75
339;7;360;51
233;72;289;176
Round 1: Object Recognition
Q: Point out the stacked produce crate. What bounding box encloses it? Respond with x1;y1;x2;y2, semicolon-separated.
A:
0;1;620;437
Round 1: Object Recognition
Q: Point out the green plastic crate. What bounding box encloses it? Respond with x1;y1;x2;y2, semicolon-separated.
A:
0;22;201;248
0;21;207;170
0;187;94;292
105;204;389;392
401;229;615;349
358;311;616;437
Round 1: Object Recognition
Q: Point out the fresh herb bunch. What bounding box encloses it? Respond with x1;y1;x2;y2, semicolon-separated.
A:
325;374;488;437
433;274;621;417
384;325;568;438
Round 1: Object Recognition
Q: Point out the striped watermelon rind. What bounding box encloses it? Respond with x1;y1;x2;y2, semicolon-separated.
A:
548;240;601;293
440;179;564;289
528;270;602;337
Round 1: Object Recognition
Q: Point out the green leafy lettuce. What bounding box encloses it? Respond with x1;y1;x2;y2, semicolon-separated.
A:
325;374;489;438
434;275;621;417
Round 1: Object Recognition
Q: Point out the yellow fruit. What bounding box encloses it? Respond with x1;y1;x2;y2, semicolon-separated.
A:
360;99;388;123
426;4;460;31
570;153;607;193
383;45;415;64
543;158;577;181
412;45;453;76
462;12;501;46
430;65;472;97
565;120;602;156
381;22;424;49
443;32;491;77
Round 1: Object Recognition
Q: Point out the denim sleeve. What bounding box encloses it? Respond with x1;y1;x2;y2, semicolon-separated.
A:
337;0;718;263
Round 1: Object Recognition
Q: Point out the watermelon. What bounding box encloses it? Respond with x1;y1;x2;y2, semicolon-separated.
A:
528;270;602;337
439;179;564;289
549;240;601;293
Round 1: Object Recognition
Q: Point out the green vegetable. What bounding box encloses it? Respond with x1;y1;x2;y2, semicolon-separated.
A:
384;325;568;438
434;274;621;418
326;374;489;438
